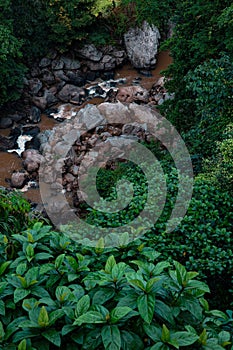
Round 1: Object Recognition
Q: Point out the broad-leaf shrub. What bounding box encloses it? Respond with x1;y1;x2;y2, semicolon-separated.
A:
197;124;233;192
0;190;31;237
84;162;233;308
0;223;232;349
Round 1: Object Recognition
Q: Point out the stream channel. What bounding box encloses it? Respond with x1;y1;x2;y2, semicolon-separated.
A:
0;51;172;204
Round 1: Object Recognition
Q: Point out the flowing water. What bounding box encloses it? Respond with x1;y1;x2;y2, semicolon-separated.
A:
0;50;172;203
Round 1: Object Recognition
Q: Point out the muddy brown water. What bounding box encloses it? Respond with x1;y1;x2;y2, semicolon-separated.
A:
0;51;172;203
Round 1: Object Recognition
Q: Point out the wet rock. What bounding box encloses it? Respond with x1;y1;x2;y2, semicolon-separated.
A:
116;86;149;103
53;70;69;82
8;112;25;123
139;70;152;77
64;173;75;183
76;44;103;62
36;130;53;148
88;61;105;71
28;106;41;123
66;71;85;86
102;55;116;70
32;95;48;110
62;57;81;70
28;78;43;95
39;57;51;68
52;59;64;70
0;117;13;129
41;69;56;85
22;126;40;138
0;135;16;151
45;89;59;107
124;21;160;69
78;104;106;130
11;171;28;189
54;141;70;157
70;165;79;176
57;84;86;104
86;71;96;82
102;71;115;80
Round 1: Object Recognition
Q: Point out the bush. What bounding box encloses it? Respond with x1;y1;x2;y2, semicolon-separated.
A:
0;190;31;238
0;0;26;105
83;160;233;309
0;222;232;349
197;123;233;191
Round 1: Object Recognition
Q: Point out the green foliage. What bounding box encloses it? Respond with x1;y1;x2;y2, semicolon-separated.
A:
160;0;233;174
217;4;233;54
0;0;26;105
120;0;176;34
197;124;233;191
0;222;232;349
45;0;95;50
82;159;233;308
0;190;31;237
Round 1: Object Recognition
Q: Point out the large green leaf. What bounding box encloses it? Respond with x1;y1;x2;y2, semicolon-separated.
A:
75;295;90;317
172;331;199;346
101;325;121;350
18;339;27;350
137;294;155;324
38;306;49;327
105;256;116;274
154;300;174;324
49;309;64;325
121;330;144;350
92;288;115;305
110;307;132;324
0;300;5;316
42;329;61;347
0;321;5;342
173;261;187;286
14;288;30;304
73;311;106;326
55;286;71;303
0;261;11;276
111;262;127;281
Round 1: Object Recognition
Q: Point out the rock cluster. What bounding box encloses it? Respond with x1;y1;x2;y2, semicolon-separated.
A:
23;45;126;112
148;77;175;105
37;102;176;222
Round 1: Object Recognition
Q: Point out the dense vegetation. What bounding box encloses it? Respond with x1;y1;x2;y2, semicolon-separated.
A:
0;0;233;348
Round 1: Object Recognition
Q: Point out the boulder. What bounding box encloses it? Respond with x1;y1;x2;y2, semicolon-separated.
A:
76;44;103;62
61;57;81;70
0;117;13;129
39;57;51;68
28;78;43;95
66;71;85;86
28;106;41;123
57;84;86;104
11;171;28;189
116;86;149;103
124;21;160;70
0;135;16;151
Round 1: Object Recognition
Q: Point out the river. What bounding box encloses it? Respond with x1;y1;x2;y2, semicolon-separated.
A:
0;50;172;203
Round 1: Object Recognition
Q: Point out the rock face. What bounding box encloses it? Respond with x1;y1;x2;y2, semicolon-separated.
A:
124;21;160;70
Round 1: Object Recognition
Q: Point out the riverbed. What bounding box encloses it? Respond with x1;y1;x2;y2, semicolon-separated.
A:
0;50;172;203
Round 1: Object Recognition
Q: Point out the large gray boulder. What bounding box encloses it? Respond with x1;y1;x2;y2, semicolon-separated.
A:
124;21;160;70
